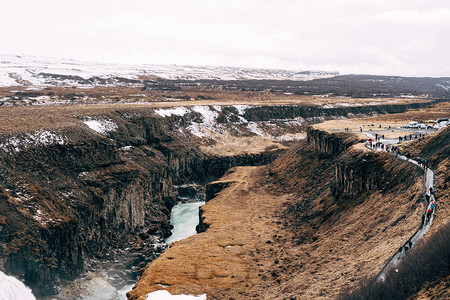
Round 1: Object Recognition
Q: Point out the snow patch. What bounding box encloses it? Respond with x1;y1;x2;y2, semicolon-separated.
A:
0;72;20;86
238;116;248;123
322;104;335;108
187;123;206;138
31;207;55;226
15;191;33;202
0;130;66;153
0;271;36;300
246;122;265;136
187;106;222;138
146;290;206;300
275;133;306;141
83;118;118;135
436;83;450;91
78;171;89;179
212;105;222;112
155;107;189;117
33;209;45;222
234;105;251;115
119;146;134;151
191;106;219;125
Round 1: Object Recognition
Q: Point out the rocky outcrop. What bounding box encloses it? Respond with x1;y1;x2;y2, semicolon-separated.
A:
0;132;179;296
205;181;235;202
304;128;421;198
195;207;209;234
331;150;421;198
202;150;284;180
241;102;432;122
307;127;362;155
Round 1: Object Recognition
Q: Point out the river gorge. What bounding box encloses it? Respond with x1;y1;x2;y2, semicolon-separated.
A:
0;99;447;299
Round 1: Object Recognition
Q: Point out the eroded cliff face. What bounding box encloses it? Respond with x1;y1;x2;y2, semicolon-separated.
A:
306;127;362;156
0;131;181;296
0;115;196;295
0;105;284;296
304;128;421;197
241;101;431;123
332;151;421;197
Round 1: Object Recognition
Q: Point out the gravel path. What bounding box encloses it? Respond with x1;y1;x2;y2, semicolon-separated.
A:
361;138;437;281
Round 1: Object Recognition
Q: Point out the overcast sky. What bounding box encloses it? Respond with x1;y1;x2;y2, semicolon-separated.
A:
1;0;449;77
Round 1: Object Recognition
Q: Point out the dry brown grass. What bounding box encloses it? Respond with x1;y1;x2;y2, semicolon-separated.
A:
340;222;450;300
129;166;287;299
409;274;450;300
0;85;431;105
199;131;306;157
0;88;434;135
129;145;425;299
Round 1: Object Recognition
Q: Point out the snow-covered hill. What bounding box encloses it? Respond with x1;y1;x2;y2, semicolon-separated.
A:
0;54;338;87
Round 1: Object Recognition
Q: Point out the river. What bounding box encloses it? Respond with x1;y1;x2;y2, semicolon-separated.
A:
0;195;205;300
117;200;205;299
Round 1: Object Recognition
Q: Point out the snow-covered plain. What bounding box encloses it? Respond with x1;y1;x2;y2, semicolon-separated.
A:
0;54;338;87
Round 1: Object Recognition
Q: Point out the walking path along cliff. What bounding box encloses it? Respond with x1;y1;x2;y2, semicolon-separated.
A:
364;137;437;281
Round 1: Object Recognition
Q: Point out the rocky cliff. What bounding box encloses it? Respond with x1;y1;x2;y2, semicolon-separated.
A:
0;128;182;296
306;127;362;156
303;128;421;197
332;150;421;197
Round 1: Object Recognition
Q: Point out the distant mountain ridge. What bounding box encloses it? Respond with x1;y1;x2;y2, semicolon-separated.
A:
0;54;338;87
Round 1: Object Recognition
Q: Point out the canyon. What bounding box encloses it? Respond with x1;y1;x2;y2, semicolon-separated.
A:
0;97;434;296
0;69;448;299
128;128;425;299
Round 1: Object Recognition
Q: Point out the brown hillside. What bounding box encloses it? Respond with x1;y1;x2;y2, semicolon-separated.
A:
409;275;450;300
404;125;449;233
128;132;426;299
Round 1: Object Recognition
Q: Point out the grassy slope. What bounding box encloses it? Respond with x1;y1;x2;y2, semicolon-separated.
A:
336;126;450;300
129;138;426;299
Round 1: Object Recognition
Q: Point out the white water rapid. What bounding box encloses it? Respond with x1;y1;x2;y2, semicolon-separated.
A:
165;201;205;245
0;270;36;300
